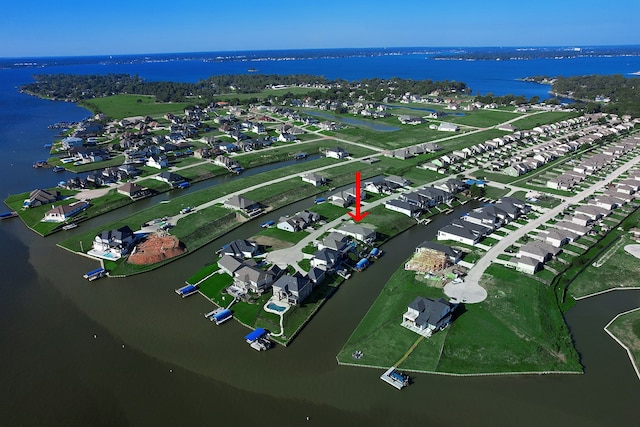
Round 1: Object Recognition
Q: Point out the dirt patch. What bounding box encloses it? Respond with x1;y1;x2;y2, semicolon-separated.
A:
128;233;186;265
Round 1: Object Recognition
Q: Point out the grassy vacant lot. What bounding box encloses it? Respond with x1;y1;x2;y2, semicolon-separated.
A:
309;202;347;221
569;234;640;298
606;308;640;373
337;265;581;374
359;205;417;242
80;94;190;120
446;109;523;128
509;111;579;130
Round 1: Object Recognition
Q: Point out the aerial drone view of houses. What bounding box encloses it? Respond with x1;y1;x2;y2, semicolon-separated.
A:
6;73;640;383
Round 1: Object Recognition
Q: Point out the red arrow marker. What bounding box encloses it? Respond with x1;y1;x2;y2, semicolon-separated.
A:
348;171;369;222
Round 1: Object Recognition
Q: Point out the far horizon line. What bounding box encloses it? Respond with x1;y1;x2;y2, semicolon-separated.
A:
2;44;640;60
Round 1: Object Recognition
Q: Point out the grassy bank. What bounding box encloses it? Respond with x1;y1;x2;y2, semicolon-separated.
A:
337;264;582;374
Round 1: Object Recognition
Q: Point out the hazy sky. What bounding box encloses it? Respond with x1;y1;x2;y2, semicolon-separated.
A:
1;0;638;57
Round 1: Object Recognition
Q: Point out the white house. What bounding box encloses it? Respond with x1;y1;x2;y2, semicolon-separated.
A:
146;154;168;169
42;201;90;223
325;147;350;159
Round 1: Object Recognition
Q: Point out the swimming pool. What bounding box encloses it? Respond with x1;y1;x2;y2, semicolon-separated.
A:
267;302;287;312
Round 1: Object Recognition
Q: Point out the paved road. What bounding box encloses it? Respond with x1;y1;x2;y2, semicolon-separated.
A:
458;150;640;301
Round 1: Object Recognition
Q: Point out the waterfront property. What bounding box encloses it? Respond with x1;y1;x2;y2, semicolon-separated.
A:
42;201;90;222
271;273;313;305
401;297;457;337
276;210;320;232
90;225;135;260
24;188;60;208
335;223;377;244
219;239;259;259
405;241;462;273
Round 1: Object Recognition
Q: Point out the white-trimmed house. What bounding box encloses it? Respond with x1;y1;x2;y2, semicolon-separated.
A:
325;147;350;159
384;199;421;217
146;154;168;169
401;297;456;337
92;225;135;258
271;274;312;305
42;201;90;223
301;173;326;187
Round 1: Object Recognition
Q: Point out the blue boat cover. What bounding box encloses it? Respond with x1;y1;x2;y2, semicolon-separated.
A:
245;327;266;342
214;309;232;320
180;284;196;293
356;258;369;269
86;267;105;276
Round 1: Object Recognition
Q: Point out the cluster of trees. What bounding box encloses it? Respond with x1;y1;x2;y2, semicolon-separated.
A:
551;74;640;116
21;73;471;105
473;93;539;106
21;74;196;103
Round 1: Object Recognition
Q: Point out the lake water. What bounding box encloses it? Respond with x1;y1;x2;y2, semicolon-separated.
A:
1;48;639;425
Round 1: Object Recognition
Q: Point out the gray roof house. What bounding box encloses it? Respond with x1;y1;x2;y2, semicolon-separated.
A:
518;241;561;263
402;297;456;337
277;210;320;232
515;256;541;274
272;274;312;305
219;239;258;259
224;195;260;213
27;188;60;207
233;264;278;294
310;248;341;270
385;199;422;217
437;219;491;246
218;254;247;276
336;223;377;243
318;232;351;253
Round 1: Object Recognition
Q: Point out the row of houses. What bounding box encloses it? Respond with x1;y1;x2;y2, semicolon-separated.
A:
436;197;530;246
383;179;467;218
547;136;640;190
513;171;640;274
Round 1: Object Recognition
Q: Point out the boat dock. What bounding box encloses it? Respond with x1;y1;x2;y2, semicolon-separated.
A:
62;223;78;230
175;284;198;298
0;211;18;220
244;327;272;351
205;308;233;325
380;367;410;390
83;267;106;281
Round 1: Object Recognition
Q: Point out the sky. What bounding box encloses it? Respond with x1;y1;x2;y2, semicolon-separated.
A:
1;0;638;58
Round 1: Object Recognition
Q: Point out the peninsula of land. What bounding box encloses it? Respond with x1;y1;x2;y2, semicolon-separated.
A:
7;72;640;378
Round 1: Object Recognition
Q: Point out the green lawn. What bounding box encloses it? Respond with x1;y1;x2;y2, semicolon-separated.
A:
508;111;579;131
255;227;309;244
80;94;191;120
606;308;640;374
446;109;524;128
569;234;640;298
309;202;348;221
337;264;581;374
359;205;417;242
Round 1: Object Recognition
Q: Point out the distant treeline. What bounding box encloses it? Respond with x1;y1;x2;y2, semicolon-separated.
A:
21;73;470;104
551;74;640;115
